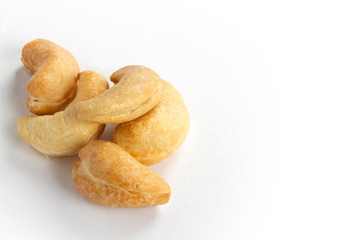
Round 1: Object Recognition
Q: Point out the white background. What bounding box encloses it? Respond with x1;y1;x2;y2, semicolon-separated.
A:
1;0;360;239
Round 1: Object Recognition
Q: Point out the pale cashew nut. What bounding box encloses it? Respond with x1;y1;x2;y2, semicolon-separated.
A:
76;65;162;124
72;140;171;207
21;39;80;115
17;71;108;157
113;79;190;165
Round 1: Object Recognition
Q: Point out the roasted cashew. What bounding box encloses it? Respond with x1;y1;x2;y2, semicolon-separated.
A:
17;71;108;157
21;39;80;115
113;79;190;165
76;65;162;124
72;140;171;207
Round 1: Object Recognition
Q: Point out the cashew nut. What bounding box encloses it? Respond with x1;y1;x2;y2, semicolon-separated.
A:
113;79;190;165
72;140;171;207
76;65;162;124
17;71;108;157
21;39;80;115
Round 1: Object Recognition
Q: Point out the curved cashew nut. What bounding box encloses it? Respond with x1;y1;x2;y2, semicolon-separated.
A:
113;80;190;165
76;65;162;124
17;71;108;157
21;39;80;115
72;140;171;207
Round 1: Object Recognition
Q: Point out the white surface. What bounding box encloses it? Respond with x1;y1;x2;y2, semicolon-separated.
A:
1;0;360;239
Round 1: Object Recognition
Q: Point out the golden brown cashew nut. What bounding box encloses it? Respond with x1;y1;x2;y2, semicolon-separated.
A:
72;140;171;207
17;71;108;157
76;65;162;124
21;39;80;115
113;80;190;165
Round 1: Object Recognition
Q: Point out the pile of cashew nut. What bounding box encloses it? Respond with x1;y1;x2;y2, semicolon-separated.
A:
17;39;190;208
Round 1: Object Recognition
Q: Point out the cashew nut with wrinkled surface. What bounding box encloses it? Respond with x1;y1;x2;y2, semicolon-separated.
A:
113;79;190;166
76;65;163;124
21;39;80;115
17;71;108;157
72;140;171;207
